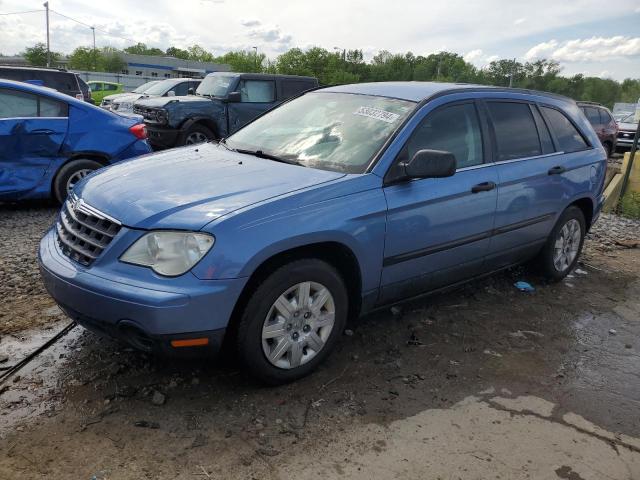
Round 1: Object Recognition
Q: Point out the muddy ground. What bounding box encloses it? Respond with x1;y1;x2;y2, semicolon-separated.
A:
1;203;639;479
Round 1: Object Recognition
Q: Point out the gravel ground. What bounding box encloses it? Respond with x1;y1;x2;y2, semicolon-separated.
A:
0;202;59;334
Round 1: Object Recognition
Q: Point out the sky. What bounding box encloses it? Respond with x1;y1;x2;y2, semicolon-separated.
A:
0;0;639;80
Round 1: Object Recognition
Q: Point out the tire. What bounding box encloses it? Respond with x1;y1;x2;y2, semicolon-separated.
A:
181;124;214;146
536;206;586;281
52;159;103;204
603;142;612;158
236;259;348;385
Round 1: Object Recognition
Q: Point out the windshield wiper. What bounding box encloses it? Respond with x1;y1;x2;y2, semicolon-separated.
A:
234;148;305;167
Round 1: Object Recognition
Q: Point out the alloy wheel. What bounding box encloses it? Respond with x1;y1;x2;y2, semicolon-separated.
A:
552;218;581;272
185;132;209;145
66;168;93;194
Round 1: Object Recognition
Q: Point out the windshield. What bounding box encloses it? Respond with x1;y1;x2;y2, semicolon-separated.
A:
144;81;177;96
615;113;636;123
225;92;415;173
133;81;160;94
196;74;237;97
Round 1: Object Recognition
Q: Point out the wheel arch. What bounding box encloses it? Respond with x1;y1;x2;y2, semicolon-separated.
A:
50;152;110;198
180;117;220;139
226;241;363;343
568;196;594;231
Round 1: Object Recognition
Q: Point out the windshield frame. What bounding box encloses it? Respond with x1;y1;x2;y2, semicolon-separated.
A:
133;81;160;94
196;74;239;98
224;90;419;174
143;80;179;96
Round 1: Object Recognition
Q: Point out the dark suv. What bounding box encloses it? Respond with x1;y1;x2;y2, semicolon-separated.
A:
577;102;617;156
134;72;318;149
0;66;91;103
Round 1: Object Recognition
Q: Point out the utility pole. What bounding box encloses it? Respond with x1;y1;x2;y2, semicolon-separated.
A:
91;26;96;70
252;46;258;71
43;1;50;67
509;57;516;88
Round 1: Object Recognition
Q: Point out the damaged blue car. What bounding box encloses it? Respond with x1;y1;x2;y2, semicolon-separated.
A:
0;79;152;203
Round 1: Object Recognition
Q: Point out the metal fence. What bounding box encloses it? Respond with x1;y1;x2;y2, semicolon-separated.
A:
72;71;163;92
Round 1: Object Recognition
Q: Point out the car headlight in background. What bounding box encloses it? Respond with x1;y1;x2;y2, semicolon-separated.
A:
155;109;168;124
120;231;214;276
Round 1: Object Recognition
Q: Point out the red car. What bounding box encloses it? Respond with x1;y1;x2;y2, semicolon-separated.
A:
577;102;618;157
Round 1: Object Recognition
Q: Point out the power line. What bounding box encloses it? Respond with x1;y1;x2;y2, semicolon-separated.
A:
0;9;43;16
49;9;139;45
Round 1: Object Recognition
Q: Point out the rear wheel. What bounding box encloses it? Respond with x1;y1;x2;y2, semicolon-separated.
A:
182;124;214;146
52;159;102;204
236;259;348;385
536;206;586;281
603;142;612;158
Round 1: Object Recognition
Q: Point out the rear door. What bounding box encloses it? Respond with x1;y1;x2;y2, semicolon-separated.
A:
227;78;276;133
381;100;498;302
486;100;588;268
0;88;68;199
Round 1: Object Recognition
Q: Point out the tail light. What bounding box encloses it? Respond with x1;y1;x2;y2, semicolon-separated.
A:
129;124;147;140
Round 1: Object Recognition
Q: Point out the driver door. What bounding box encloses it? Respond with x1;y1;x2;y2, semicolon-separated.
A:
380;101;498;303
0;88;68;199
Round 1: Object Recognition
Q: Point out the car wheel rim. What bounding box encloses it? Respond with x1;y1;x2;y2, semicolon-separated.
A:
185;132;209;145
261;281;336;370
67;169;93;193
552;218;581;272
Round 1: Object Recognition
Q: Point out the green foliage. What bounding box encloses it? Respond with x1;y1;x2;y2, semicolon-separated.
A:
165;46;190;60
124;43;164;56
68;47;125;73
620;191;640;219
212;50;266;73
23;43;60;67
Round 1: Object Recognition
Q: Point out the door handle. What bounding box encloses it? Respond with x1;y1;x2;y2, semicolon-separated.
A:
30;129;55;134
548;165;567;175
471;181;496;193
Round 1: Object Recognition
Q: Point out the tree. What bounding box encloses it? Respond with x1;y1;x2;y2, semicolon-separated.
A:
124;43;164;56
23;43;60;67
213;50;266;72
166;46;190;60
67;47;96;71
187;45;215;63
67;46;125;73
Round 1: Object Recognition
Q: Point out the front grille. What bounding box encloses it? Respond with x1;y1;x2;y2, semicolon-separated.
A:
56;197;121;266
133;106;160;123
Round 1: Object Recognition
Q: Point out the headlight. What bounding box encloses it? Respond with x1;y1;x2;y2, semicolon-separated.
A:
120;231;214;276
156;109;168;124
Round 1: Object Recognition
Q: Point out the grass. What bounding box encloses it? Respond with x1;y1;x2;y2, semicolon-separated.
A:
620;191;640;219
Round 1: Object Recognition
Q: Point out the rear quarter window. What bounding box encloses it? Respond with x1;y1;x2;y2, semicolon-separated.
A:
281;80;315;99
487;102;542;161
541;106;589;153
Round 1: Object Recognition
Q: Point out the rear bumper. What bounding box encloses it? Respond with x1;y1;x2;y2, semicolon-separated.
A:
38;227;245;355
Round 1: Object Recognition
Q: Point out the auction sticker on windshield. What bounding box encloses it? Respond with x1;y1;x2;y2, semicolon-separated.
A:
354;106;401;123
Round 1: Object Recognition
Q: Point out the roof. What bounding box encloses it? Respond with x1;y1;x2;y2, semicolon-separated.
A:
205;72;318;82
0;65;70;73
0;78;85;104
319;81;572;103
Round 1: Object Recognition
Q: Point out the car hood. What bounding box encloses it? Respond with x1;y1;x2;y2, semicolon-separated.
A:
618;121;638;132
75;143;346;230
102;92;131;102
111;93;144;104
135;95;212;108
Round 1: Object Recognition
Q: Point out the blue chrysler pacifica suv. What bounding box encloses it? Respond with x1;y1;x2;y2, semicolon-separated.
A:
39;82;606;384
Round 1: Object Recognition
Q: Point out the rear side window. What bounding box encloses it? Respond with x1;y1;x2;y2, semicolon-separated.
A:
403;102;484;169
0;69;24;81
239;80;275;103
487;102;541;161
583;107;601;125
105;83;118;91
172;82;189;96
541;107;589;153
281;80;314;99
599;108;613;124
0;88;68;118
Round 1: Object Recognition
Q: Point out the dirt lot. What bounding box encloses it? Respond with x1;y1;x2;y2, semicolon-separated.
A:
1;203;639;479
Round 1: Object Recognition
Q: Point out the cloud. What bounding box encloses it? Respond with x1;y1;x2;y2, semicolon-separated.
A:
514;17;526;25
463;49;483;63
240;19;261;27
245;25;293;51
525;36;640;62
463;49;499;66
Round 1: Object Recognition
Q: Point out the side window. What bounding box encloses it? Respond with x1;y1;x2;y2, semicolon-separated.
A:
584;107;601;126
92;83;103;92
39;96;68;117
487;102;542;161
172;82;189;96
238;80;275;103
105;84;118;91
0;89;38;117
402;103;484;169
541;106;589;153
600;108;613;125
531;106;555;154
281;80;312;99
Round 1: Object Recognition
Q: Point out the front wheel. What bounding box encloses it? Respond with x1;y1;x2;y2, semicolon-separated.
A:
181;124;214;146
236;259;348;385
536;206;586;281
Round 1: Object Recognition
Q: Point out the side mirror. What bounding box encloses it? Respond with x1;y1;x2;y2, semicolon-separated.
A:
404;149;456;179
226;91;241;103
167;90;176;97
188;88;194;95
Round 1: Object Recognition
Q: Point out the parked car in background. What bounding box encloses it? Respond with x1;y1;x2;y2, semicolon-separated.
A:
615;112;638;151
577;102;617;156
88;81;123;104
0;66;92;103
109;78;201;116
0;79;151;203
39;82;605;384
134;72;318;149
100;80;160;109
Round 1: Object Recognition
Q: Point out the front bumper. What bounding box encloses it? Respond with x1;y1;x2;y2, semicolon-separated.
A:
145;124;181;149
38;227;246;355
